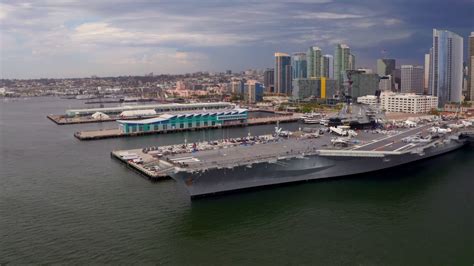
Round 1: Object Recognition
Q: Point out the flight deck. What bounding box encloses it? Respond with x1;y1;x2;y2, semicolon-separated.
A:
112;122;453;178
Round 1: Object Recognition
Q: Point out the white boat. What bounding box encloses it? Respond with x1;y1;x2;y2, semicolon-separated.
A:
75;94;97;100
120;152;139;160
301;112;322;119
303;118;320;124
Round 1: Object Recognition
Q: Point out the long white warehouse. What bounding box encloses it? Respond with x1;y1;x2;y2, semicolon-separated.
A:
65;102;234;117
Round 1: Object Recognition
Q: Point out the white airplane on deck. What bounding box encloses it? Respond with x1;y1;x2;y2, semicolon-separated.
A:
429;127;451;134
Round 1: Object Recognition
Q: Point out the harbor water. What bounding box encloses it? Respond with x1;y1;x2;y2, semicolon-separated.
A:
1;97;473;264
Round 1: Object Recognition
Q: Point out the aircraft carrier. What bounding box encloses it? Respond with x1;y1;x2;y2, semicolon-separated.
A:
113;107;474;198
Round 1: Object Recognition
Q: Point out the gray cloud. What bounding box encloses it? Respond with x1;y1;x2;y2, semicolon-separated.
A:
0;0;472;78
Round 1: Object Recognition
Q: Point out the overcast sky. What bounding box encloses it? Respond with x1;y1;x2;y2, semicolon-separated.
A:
1;0;473;79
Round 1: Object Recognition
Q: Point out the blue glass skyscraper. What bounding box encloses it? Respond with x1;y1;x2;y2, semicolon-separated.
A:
274;53;292;94
429;29;463;107
291;52;307;79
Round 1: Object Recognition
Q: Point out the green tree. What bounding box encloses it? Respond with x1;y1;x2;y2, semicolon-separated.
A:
429;108;440;115
301;106;312;113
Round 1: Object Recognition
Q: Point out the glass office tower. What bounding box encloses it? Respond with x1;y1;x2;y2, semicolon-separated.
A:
274;52;292;94
291;52;307;79
429;29;463;107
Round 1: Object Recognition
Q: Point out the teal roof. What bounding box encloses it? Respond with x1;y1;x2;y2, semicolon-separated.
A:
117;108;247;125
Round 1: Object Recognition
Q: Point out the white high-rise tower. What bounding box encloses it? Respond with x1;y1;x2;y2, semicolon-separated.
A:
429;29;463;107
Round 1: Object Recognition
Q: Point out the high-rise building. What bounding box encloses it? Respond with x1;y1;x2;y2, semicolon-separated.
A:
230;79;245;95
292;52;307;79
429;29;463;107
428;48;433;95
357;68;373;74
468;32;474;101
285;64;292;94
263;68;274;92
292;78;318;100
377;58;396;92
345;70;380;98
334;44;353;89
379;75;392;91
306;47;322;78
392;68;401;92
424;54;430;94
321;55;334;78
292;77;336;100
401;65;424;94
274;52;292;95
463;63;469;97
376;59;396;76
349;54;356;70
244;80;264;103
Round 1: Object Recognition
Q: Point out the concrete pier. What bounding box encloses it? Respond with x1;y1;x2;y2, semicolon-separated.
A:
75;115;301;141
48;114;149;125
111;150;172;181
49;102;235;125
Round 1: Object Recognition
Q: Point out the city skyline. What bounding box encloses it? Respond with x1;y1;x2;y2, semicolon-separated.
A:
1;0;473;79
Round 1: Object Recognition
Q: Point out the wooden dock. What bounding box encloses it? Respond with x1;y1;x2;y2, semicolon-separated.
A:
75;115;301;141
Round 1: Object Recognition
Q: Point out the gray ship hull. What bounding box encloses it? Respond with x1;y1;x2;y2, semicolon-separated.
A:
170;138;467;198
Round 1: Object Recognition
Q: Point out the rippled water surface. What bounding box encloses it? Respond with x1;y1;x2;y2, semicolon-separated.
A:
1;97;473;264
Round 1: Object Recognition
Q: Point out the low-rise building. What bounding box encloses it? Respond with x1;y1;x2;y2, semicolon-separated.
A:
118;108;248;134
262;96;289;105
443;103;474;113
66;102;233;117
357;95;379;106
381;92;438;113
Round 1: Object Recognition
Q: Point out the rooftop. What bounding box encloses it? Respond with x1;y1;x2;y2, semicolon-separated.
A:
275;52;290;57
117;108;248;125
382;92;438;99
66;102;234;115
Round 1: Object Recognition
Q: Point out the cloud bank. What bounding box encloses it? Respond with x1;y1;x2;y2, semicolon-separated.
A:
0;0;472;78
